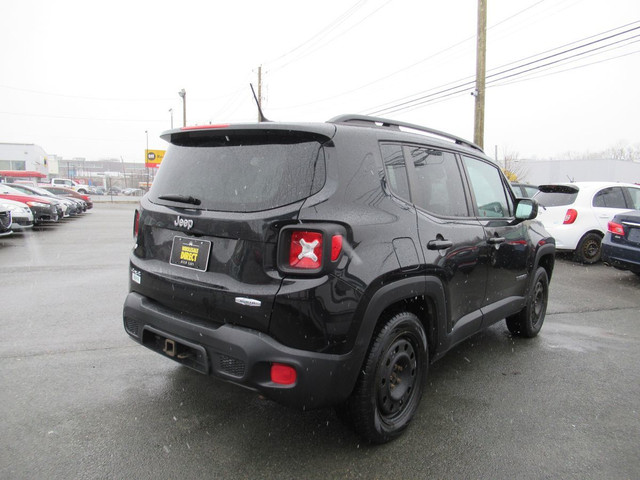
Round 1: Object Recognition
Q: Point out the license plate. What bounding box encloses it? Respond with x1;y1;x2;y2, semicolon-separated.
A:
628;228;640;244
170;236;211;272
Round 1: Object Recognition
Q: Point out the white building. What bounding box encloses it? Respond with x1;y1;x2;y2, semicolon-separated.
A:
0;143;50;175
511;158;640;186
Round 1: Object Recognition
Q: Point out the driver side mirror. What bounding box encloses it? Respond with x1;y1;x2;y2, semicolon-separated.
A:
514;198;538;221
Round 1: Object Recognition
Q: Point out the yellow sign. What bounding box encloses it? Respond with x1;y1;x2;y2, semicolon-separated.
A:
145;149;166;168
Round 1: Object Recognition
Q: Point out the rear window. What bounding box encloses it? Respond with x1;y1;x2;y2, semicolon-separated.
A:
534;186;578;207
150;132;326;212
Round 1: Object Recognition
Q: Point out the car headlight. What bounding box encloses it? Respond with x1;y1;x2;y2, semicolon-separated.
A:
26;201;49;208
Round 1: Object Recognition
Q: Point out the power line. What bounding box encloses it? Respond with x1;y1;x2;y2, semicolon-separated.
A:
394;47;640;117
264;0;370;73
366;19;640;115
269;0;551;111
366;23;640;116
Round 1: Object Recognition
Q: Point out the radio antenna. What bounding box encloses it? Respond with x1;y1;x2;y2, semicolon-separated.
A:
250;83;270;123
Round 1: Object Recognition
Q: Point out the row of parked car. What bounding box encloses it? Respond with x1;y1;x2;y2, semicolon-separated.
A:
513;180;640;276
0;183;92;236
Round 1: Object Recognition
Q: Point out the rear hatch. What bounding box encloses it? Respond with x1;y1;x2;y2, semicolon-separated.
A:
131;124;334;333
534;184;580;226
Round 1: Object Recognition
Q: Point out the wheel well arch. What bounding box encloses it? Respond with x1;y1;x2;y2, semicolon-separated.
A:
535;244;556;282
374;295;439;361
581;229;605;240
355;276;446;365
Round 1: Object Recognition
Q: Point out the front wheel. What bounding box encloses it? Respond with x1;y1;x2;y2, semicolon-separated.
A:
506;267;549;338
341;311;428;444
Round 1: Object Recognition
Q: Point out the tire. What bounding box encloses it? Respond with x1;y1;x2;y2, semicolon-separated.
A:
506;267;549;338
342;311;428;444
574;232;602;264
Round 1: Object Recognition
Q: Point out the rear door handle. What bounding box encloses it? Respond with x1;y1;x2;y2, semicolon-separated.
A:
427;239;453;250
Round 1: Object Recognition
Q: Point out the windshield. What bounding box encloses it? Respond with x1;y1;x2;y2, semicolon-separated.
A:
150;132;326;212
0;184;22;195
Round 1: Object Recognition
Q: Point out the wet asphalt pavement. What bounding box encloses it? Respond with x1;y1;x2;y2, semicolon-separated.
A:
1;203;639;479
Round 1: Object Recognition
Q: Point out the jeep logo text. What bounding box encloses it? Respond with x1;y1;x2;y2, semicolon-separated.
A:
174;216;194;230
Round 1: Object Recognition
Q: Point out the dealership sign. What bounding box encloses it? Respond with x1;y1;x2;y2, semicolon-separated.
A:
145;149;165;168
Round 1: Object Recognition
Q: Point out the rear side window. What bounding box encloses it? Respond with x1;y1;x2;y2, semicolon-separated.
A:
409;147;468;217
626;187;640;209
150;132;326;212
534;187;578;207
593;187;626;208
381;144;410;200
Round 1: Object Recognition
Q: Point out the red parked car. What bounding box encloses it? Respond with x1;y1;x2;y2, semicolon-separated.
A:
0;184;59;224
37;185;93;209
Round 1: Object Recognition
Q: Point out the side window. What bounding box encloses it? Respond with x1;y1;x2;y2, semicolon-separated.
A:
593;187;626;208
463;156;513;218
410;147;468;217
381;143;410;200
625;187;640;209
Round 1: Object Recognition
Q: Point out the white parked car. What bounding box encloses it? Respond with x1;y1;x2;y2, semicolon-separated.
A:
0;199;35;230
533;182;640;263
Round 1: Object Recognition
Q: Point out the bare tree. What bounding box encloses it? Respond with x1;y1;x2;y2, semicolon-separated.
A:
501;149;529;182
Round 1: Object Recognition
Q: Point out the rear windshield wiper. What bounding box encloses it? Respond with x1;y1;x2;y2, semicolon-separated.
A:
157;194;202;206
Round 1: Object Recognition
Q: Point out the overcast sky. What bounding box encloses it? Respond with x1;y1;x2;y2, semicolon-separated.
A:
1;0;639;163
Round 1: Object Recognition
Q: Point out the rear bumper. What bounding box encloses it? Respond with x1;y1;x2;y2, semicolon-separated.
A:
123;292;359;409
602;242;640;273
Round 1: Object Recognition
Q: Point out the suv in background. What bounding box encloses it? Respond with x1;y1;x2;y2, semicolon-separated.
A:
123;115;555;443
50;178;90;194
534;182;640;263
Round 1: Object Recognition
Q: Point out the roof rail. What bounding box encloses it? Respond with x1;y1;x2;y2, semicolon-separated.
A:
328;114;483;152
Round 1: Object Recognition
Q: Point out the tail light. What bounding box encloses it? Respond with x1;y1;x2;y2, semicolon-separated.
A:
563;208;578;224
278;224;346;275
607;221;625;236
133;209;140;238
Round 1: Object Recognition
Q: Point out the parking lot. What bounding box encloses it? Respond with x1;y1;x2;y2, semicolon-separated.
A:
1;203;639;480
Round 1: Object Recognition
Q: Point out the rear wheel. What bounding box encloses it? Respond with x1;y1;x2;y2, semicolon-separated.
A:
341;311;428;444
574;232;602;264
506;267;549;338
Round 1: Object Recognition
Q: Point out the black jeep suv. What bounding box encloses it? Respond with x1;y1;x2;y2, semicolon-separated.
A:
123;114;555;443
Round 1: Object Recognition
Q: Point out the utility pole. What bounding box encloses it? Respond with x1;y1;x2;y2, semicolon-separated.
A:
473;0;487;149
257;65;263;122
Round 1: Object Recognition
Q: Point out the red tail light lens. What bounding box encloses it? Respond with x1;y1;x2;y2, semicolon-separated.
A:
278;224;346;275
271;363;297;385
290;231;323;269
133;209;140;238
607;221;625;236
563;209;578;224
331;235;343;261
